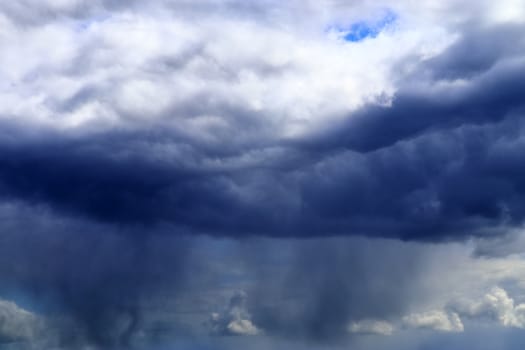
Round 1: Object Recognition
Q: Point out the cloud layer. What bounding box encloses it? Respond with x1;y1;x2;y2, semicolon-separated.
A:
1;1;525;349
0;0;523;241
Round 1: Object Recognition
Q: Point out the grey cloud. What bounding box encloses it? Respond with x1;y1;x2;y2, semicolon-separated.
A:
449;287;525;328
402;311;464;333
207;291;260;336
0;299;41;344
1;20;525;241
0;200;194;349
1;1;525;349
322;55;525;153
348;320;394;335
2;107;525;241
241;237;430;340
421;23;525;80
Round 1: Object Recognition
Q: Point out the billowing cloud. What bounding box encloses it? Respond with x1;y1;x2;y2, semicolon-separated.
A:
1;1;525;349
0;0;523;241
0;201;194;348
451;287;525;329
208;291;261;336
403;310;464;333
0;298;41;344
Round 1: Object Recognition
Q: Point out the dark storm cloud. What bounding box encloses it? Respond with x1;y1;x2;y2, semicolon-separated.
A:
2;103;525;241
301;115;525;240
1;20;524;241
242;237;427;340
0;201;193;348
0;128;297;236
322;55;525;153
1;3;525;349
421;24;525;80
0;204;432;348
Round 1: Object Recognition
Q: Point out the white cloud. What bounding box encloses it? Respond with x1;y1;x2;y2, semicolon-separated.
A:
485;0;525;24
453;287;525;329
0;298;41;343
348;320;394;335
225;318;260;336
208;291;261;336
347;286;525;336
0;0;461;143
403;310;464;332
348;310;464;336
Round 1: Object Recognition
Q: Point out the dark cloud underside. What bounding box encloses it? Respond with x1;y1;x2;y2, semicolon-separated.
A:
1;2;525;350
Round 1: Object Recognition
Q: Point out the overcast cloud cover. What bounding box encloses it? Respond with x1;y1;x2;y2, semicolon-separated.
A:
1;0;525;349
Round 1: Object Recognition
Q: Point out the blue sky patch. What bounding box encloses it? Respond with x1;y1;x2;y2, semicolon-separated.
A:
333;10;398;42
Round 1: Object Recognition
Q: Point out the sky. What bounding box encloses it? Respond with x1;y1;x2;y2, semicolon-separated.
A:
1;0;525;349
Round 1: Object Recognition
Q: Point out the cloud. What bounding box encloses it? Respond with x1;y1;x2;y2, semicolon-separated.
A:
0;298;41;344
347;311;465;336
208;291;261;336
0;200;194;348
0;20;523;241
241;237;432;340
0;1;525;349
0;0;522;243
403;310;464;332
451;287;525;329
348;320;394;335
